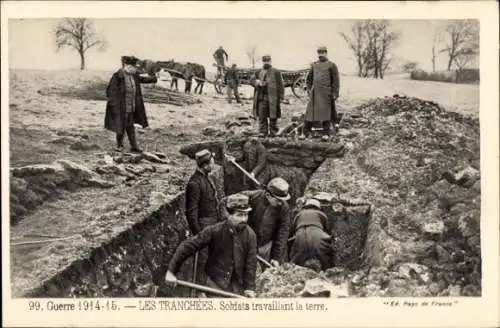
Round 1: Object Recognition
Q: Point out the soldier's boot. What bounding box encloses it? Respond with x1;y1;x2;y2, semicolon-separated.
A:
126;125;142;153
116;133;125;151
269;118;279;137
258;118;268;137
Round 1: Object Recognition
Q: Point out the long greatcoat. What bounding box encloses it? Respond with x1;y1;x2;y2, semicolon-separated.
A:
305;60;340;122
250;67;285;119
288;207;333;271
104;69;157;134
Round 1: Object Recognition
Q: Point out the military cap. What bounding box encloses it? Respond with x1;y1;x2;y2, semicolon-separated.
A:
225;193;252;212
317;46;328;53
304;198;321;210
121;55;139;65
262;55;272;62
267;177;290;201
195;149;214;166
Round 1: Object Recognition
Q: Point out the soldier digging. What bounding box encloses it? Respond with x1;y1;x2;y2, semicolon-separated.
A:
165;193;257;298
241;177;291;268
185;149;222;290
250;55;285;138
288;198;333;272
300;46;340;141
104;56;157;153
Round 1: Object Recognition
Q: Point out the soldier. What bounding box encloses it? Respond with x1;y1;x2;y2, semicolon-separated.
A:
240;177;291;267
104;55;157;153
165;193;257;298
213;46;229;76
288;198;333;271
224;64;242;105
250;55;285;138
300;46;340;141
185;149;222;288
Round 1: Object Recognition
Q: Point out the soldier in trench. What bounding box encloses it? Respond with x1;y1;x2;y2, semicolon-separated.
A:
165;193;257;298
288;198;333;272
184;149;222;292
229;137;270;190
240;177;291;269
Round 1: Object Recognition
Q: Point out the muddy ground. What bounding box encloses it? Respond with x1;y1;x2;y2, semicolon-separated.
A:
8;69;479;297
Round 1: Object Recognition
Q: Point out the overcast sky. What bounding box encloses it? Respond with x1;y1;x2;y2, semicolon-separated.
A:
9;18;455;73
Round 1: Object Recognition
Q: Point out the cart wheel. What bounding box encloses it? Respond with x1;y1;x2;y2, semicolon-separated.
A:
214;77;226;95
292;76;308;99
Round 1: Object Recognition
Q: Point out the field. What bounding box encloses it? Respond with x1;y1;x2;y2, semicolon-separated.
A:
8;69;479;297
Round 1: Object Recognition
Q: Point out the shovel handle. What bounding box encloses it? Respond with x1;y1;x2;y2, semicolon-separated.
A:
257;255;272;268
171;279;246;299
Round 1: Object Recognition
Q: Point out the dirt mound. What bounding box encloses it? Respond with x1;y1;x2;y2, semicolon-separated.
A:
306;95;481;296
256;263;351;297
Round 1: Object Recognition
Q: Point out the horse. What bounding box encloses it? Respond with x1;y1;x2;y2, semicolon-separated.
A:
151;60;205;94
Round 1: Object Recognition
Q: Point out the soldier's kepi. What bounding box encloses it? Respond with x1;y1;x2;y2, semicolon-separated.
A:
165;193;258;298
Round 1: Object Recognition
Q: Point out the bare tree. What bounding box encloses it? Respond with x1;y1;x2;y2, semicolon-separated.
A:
340;20;399;79
440;19;479;71
54;18;107;70
246;46;259;69
340;22;366;77
431;29;443;72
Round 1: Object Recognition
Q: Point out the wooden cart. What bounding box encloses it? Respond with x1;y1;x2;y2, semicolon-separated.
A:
213;64;310;99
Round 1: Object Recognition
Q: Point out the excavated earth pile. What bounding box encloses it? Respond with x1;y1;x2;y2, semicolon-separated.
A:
302;95;481;297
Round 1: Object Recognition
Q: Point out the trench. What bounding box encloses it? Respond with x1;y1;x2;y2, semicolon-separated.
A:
25;137;373;298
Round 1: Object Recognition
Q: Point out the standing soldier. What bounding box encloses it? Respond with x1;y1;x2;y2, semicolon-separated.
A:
288;198;333;272
185;149;222;291
300;46;340;141
224;64;243;105
213;46;229;77
250;55;285;138
240;177;291;268
104;56;157;153
165;193;257;298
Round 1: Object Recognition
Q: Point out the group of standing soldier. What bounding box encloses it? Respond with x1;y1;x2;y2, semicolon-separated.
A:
164;148;334;298
222;45;340;141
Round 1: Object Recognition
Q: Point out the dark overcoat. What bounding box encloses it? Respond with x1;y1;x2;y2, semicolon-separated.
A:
185;170;221;235
250;67;285;119
240;139;270;188
168;221;257;294
288;207;333;270
104;69;157;134
305;60;340;122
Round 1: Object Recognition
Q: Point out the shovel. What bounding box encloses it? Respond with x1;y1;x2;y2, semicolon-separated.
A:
224;153;262;187
167;278;246;299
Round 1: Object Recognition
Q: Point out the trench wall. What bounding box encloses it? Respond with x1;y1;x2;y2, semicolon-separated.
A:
25;137;348;297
